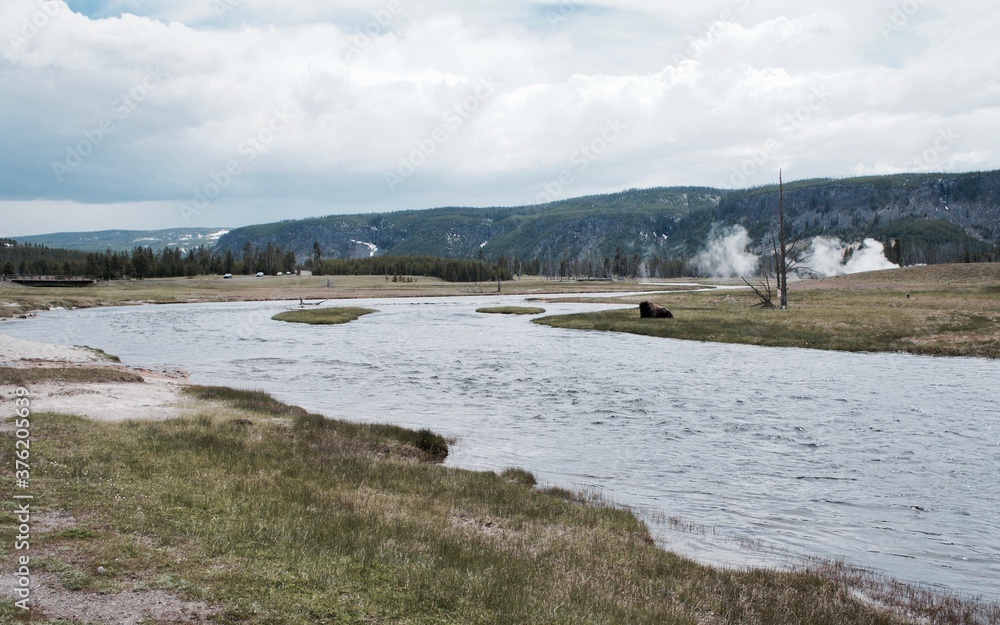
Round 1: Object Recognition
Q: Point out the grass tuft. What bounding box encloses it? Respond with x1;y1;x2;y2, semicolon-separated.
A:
271;307;376;325
0;366;144;386
500;467;538;487
476;306;547;315
182;385;308;417
79;345;122;362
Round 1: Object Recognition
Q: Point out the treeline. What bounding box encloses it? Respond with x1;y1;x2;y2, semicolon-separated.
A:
1;241;299;280
2;240;92;276
516;249;693;280
102;242;299;279
311;256;511;282
314;250;691;282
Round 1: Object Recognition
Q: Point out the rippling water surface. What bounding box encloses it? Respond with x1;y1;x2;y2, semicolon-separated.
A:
5;296;999;600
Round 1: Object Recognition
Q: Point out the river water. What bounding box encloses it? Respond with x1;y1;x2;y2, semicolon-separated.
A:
3;296;998;601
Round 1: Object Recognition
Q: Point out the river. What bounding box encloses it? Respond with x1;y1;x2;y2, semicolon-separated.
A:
3;295;998;601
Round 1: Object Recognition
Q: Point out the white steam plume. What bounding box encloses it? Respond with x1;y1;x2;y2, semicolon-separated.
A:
695;226;898;279
695;225;759;278
804;237;899;277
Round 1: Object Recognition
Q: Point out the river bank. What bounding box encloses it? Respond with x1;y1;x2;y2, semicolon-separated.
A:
5;333;997;623
535;263;1000;359
4;264;998;359
0;274;685;322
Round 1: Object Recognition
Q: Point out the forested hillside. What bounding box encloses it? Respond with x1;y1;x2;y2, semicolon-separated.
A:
713;172;1000;265
217;171;1000;270
14;228;230;253
11;171;1000;280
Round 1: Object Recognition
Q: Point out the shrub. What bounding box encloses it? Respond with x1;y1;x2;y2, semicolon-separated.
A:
500;468;537;487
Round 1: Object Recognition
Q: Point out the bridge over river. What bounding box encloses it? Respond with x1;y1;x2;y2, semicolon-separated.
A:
2;274;98;287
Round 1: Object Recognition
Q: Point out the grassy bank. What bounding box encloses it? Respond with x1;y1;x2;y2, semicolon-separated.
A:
0;366;144;386
536;264;1000;359
2;386;946;624
0;275;684;320
476;306;547;315
272;307;377;325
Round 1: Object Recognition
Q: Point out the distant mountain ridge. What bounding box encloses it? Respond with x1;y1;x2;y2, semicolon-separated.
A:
15;228;230;253
216;170;1000;266
14;171;1000;267
216;186;723;264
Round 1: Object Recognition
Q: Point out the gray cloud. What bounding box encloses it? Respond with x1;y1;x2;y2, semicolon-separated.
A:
2;0;999;236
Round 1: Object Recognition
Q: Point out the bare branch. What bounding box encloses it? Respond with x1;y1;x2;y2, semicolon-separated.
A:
743;275;776;309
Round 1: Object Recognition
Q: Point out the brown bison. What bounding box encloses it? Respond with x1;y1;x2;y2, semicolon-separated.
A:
639;301;673;318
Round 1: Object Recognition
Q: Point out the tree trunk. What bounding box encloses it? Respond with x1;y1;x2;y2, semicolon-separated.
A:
778;171;789;309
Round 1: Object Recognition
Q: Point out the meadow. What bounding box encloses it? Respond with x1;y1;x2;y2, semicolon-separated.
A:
272;307;377;325
535;264;1000;359
0;274;675;321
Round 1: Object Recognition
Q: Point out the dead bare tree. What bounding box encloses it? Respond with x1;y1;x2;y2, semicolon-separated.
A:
745;171;811;309
743;273;776;308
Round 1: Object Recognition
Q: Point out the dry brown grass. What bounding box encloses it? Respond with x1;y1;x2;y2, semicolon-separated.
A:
538;264;1000;359
809;560;1000;625
0;274;690;320
0;365;145;386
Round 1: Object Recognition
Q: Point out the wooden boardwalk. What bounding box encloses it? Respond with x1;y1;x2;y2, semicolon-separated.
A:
2;275;98;287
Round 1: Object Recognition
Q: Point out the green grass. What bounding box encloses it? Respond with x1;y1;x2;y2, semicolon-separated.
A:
183;385;310;417
271;307;377;325
0;387;943;624
182;385;450;462
0;366;144;386
476;306;547;315
535;276;1000;358
79;346;122;362
500;467;538;487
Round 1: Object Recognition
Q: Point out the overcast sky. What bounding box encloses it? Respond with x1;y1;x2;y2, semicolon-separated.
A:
2;0;998;236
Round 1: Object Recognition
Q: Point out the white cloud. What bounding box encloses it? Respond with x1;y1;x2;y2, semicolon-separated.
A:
1;0;999;234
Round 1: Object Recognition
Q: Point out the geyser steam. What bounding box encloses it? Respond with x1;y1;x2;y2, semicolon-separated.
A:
695;225;759;278
695;226;899;278
805;237;899;276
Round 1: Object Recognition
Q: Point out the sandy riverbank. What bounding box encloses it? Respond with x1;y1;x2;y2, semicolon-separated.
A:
1;333;191;423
